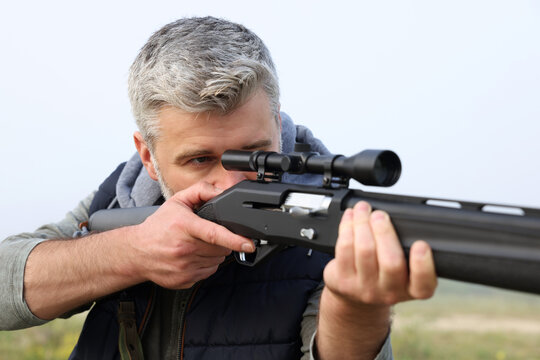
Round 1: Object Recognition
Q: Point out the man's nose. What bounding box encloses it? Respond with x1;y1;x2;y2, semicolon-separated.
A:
213;167;248;190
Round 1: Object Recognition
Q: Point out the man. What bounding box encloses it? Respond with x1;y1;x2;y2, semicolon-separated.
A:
0;17;437;359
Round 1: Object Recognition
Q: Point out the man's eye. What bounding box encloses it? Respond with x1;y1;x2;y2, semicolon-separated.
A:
190;156;212;165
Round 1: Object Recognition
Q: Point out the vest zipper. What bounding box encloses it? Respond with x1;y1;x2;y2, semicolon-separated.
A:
138;283;157;336
176;257;236;360
176;283;201;360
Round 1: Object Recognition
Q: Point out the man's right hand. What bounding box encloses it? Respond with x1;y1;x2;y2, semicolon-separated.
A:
127;181;255;289
24;181;254;321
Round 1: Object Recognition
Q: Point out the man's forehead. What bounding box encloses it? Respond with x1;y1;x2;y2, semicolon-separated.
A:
157;107;276;134
153;90;280;155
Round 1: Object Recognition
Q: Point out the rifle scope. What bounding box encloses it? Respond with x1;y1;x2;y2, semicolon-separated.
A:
222;148;401;187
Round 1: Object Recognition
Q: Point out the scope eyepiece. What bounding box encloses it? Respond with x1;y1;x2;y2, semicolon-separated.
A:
221;150;291;173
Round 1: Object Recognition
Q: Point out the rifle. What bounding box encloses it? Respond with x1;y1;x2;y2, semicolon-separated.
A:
89;144;540;294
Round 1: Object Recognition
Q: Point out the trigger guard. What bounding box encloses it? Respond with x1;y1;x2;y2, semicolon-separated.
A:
234;243;285;267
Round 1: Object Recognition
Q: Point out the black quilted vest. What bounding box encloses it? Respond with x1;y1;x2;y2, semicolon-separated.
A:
69;163;331;359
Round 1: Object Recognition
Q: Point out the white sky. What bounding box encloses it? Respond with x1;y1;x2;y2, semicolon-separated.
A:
0;1;539;240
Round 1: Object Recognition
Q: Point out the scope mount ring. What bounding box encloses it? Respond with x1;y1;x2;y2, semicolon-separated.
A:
254;151;282;183
322;154;350;189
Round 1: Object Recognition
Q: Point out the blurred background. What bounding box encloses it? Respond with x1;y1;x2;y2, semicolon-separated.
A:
1;1;539;359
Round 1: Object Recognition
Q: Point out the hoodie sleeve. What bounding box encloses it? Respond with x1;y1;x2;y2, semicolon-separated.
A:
0;191;95;330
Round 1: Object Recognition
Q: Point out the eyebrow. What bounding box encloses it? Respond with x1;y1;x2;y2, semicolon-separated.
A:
173;139;274;164
241;139;273;151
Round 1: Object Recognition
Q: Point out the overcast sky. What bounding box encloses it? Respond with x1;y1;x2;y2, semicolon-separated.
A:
0;1;539;240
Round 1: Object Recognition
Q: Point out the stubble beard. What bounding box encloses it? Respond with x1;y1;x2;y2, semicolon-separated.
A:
151;155;174;200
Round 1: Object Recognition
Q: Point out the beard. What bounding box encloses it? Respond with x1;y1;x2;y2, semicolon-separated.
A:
151;155;174;200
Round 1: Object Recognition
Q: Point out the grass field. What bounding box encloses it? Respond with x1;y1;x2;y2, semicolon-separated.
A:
392;280;540;359
1;280;540;359
0;312;85;360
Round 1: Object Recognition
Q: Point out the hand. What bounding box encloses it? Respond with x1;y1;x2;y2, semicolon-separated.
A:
316;201;437;359
324;200;437;307
127;181;254;289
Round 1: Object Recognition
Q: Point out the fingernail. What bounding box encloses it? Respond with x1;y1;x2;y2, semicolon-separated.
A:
413;241;429;257
371;210;387;222
242;243;254;252
356;201;371;211
355;201;371;214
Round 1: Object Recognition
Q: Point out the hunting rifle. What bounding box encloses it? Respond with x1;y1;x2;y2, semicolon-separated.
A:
89;144;540;294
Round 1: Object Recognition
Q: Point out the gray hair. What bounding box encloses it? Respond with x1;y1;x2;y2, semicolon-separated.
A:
128;16;280;151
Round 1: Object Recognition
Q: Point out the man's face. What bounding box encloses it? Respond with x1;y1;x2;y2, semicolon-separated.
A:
135;90;281;198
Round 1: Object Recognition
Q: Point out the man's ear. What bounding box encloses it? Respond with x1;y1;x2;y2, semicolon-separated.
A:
277;106;282;133
133;131;159;181
277;111;282;134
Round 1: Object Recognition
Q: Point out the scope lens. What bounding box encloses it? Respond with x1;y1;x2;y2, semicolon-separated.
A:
373;151;401;186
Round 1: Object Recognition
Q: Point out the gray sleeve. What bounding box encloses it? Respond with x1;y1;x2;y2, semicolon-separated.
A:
0;192;95;330
300;281;324;360
300;281;394;360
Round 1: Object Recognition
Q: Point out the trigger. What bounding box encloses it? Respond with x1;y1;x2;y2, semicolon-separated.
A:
234;242;284;267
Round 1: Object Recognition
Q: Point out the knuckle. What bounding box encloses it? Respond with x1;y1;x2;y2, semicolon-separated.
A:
168;217;189;235
335;236;354;254
173;242;196;257
205;227;219;245
411;284;437;300
175;261;191;272
360;289;378;304
196;181;208;193
208;264;220;275
338;221;353;237
356;241;376;259
380;258;405;277
197;181;214;194
323;261;340;282
381;292;403;306
333;280;351;296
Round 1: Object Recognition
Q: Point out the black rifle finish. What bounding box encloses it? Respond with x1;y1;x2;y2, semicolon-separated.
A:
89;180;540;295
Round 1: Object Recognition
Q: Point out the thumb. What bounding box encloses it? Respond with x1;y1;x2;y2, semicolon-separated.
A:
173;181;224;209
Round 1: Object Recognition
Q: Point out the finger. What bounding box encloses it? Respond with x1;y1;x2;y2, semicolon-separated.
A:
191;255;227;268
189;264;220;284
189;240;232;257
189;217;255;253
171;254;227;269
352;202;378;287
335;208;356;273
408;240;438;299
173;181;224;208
170;265;221;290
370;210;408;300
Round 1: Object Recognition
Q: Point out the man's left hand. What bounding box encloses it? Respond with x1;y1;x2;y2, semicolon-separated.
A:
316;200;437;360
